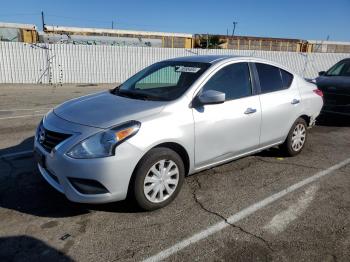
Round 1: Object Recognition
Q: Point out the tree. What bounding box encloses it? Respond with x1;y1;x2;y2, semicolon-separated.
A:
194;34;227;49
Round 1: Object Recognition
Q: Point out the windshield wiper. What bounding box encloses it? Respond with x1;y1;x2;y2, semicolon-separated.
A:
116;90;159;101
110;85;121;95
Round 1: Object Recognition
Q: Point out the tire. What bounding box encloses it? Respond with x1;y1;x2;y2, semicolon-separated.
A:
280;118;308;157
132;147;185;211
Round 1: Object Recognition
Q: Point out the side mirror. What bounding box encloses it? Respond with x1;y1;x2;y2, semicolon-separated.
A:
318;71;326;76
196;90;225;106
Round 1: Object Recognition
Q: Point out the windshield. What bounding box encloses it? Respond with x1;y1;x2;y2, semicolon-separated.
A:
113;61;211;101
326;61;350;77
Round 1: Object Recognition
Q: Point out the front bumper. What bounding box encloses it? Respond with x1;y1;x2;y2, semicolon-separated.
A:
34;112;144;204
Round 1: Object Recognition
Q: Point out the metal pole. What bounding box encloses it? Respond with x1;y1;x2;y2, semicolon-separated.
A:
232;21;238;36
112;21;114;29
41;11;45;31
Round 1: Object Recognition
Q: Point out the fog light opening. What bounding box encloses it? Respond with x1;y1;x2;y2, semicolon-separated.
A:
68;177;109;195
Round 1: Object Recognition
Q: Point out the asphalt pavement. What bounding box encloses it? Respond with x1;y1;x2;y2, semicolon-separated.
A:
0;84;349;262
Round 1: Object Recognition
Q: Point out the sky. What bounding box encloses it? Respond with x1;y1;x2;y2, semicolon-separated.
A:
0;0;349;41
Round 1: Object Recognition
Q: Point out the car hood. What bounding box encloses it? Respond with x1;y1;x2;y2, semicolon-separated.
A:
316;76;350;89
53;91;167;128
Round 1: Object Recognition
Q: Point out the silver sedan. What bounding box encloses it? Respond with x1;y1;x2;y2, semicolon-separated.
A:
34;55;323;210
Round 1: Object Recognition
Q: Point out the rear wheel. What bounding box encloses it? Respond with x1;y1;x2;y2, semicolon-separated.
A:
132;147;185;211
280;118;308;156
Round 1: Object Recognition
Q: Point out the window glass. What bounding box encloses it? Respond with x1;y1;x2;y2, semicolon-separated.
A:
255;63;284;93
135;66;181;89
117;61;210;101
326;62;345;76
344;63;350;76
326;61;350;77
202;63;252;100
281;69;294;88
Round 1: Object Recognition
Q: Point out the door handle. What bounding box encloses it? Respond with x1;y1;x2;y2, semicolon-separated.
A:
291;99;300;105
244;108;257;114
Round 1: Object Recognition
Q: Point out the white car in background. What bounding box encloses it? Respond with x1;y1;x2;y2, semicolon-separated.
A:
34;55;323;210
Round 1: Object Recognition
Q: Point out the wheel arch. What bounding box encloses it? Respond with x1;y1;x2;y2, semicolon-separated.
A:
282;114;311;143
126;141;191;199
299;114;311;127
152;142;190;176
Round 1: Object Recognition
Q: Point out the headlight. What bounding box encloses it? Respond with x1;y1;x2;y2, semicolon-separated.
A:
66;121;141;159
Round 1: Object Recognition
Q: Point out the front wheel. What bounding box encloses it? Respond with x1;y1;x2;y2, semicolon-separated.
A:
280;118;308;156
132;147;185;211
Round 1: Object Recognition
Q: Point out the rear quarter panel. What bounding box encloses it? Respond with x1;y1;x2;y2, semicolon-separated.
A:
297;76;323;122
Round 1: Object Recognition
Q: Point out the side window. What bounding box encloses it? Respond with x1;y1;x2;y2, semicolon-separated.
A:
202;62;252;100
342;62;350;76
281;69;294;88
255;63;284;93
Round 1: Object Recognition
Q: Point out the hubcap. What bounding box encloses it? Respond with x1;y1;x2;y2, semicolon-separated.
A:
291;123;306;151
143;159;179;203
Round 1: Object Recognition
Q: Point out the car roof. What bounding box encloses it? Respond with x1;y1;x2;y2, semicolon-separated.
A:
339;58;350;63
164;55;295;74
165;55;243;64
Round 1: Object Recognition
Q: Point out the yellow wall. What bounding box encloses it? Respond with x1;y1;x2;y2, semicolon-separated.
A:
22;29;37;43
185;38;193;48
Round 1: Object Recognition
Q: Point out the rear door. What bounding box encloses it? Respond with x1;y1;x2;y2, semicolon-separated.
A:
254;63;302;147
192;62;261;168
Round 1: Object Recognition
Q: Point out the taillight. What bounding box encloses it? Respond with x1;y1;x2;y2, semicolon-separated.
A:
313;89;323;97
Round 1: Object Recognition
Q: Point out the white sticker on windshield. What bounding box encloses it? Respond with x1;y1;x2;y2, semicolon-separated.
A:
175;66;201;73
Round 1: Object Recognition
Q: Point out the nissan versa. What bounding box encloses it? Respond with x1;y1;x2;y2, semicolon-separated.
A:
34;55;323;210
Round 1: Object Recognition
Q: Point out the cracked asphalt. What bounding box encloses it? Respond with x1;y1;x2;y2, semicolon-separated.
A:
0;84;350;262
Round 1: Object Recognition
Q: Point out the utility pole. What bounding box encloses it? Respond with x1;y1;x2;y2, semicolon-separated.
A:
41;11;45;31
232;21;238;36
207;33;209;49
112;21;114;29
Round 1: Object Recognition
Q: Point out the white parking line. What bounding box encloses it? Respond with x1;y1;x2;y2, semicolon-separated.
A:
0;150;33;159
264;184;318;234
0;113;44;120
143;158;350;262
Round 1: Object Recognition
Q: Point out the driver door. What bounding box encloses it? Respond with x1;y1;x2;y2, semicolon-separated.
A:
192;62;261;168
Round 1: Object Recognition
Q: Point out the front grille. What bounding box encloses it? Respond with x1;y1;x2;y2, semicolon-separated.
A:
38;126;71;152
